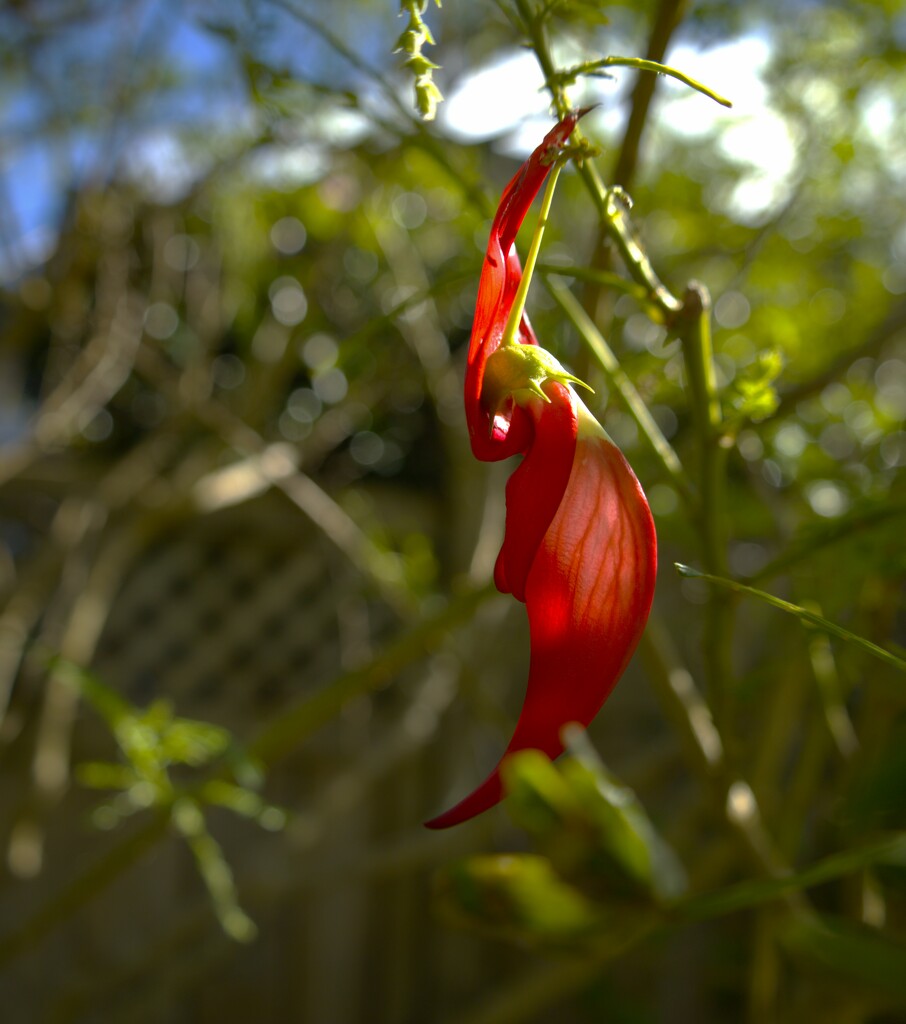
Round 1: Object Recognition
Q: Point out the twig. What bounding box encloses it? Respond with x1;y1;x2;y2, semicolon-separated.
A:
676;564;906;674
248;583;495;765
134;346;417;619
543;272;693;503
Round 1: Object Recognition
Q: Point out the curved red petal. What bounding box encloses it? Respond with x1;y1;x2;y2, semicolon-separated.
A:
425;411;657;830
518;420;657;742
464;112;583;462
466;245;534;462
493;382;577;602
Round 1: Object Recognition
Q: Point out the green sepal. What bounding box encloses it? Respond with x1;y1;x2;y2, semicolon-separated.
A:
405;53;441;75
482;343;593;424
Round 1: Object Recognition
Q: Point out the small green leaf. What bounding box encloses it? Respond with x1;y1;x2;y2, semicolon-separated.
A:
405;53;441;76
727;348;784;423
415;77;443;121
393;28;421;54
76;761;137;791
436;853;599;939
158;718;232;767
198;780;287;829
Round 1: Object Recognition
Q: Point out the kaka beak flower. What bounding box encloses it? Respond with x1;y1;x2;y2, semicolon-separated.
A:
425;113;657;830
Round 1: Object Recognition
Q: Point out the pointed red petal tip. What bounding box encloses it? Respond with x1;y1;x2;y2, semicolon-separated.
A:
493;382;577;601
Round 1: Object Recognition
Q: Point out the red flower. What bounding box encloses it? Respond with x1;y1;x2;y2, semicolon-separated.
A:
425;114;657;830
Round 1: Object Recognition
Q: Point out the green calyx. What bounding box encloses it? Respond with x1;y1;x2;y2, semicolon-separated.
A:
482;343;593;421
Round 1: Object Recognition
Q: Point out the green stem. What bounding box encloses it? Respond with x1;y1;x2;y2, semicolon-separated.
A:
599;182;683;316
680;284;722;436
500;160;563;348
515;0;682;320
675;284;733;730
543;272;694;504
676;834;906;923
676;565;906;675
0;813;170;969
586;56;732;109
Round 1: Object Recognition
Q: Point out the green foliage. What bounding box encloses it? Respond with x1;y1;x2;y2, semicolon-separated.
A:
437;744;684;944
54;658;284;941
780;914;906;1008
725;347;784;425
502;744;685;902
437;752;906;984
435;752;686;960
56;658;232;806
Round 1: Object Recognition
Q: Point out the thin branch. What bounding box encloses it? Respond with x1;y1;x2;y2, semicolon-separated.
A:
134;346;417;619
247;583;495;766
542;272;693;503
676;564;906;675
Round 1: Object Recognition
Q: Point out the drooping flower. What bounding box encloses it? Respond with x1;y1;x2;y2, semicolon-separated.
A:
425;114;657;830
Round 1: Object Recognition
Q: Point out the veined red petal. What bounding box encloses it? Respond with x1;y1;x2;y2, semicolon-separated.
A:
425;403;657;830
520;406;657;741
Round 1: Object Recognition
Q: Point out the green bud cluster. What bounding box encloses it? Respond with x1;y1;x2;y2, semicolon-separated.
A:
395;1;444;121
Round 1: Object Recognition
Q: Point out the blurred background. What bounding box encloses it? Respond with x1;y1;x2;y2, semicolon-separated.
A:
0;1;904;1021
